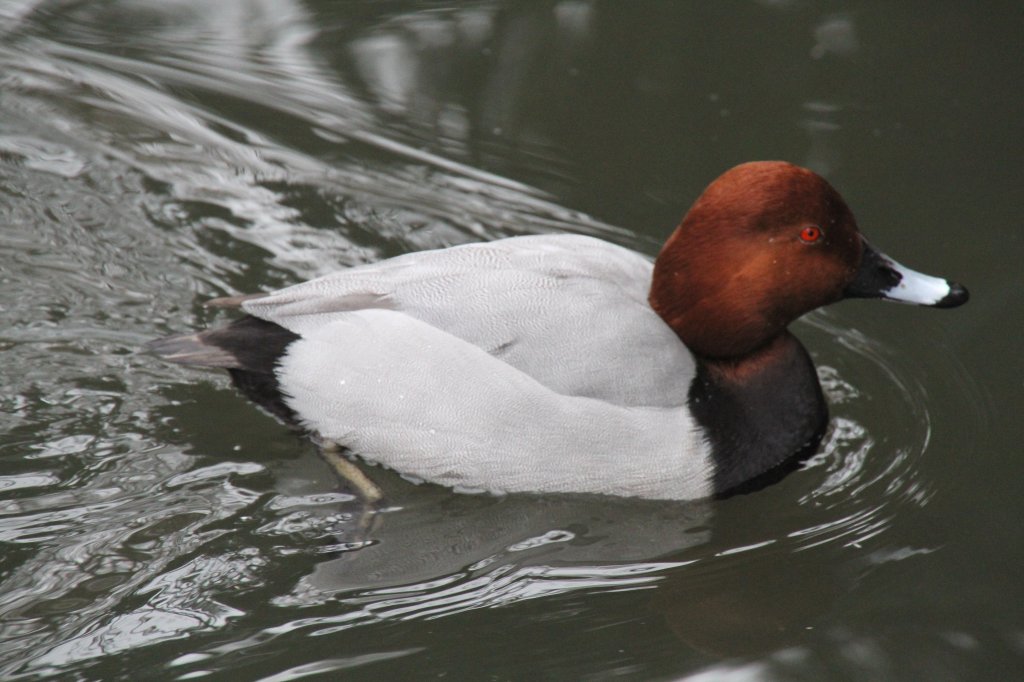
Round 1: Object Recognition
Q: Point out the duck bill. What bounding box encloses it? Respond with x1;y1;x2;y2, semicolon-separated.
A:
844;240;969;308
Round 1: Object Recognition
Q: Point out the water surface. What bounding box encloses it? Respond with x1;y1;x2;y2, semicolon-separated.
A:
1;2;1020;680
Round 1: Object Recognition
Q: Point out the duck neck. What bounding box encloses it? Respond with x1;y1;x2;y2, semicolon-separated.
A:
687;332;828;497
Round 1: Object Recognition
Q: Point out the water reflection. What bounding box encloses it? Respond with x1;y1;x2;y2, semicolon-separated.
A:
275;492;710;605
0;0;995;679
3;0;625;284
810;14;858;60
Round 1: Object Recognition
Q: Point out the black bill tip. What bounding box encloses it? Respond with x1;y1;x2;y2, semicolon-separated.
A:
935;282;970;308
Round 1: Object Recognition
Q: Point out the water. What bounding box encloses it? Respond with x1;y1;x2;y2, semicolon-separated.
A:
0;1;1020;679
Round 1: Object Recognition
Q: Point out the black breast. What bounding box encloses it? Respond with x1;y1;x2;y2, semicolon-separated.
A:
687;333;829;498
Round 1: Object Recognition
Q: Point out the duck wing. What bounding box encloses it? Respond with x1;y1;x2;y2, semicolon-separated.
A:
242;234;694;407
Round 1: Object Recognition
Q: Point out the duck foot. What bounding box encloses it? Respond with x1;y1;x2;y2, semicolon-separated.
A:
318;441;383;506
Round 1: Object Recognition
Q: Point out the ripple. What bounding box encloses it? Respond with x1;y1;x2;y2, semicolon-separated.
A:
0;134;86;177
0;2;995;679
0;473;60;492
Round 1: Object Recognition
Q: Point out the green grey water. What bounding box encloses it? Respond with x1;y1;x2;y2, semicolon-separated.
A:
0;2;1020;679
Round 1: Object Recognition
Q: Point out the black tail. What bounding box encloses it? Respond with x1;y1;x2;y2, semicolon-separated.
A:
147;316;303;426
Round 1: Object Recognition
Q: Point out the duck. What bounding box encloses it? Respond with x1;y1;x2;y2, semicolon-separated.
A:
148;161;968;500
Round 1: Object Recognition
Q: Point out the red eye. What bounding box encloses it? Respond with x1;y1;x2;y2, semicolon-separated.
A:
800;226;822;243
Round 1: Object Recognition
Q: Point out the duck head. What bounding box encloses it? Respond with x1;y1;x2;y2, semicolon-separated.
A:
649;161;968;359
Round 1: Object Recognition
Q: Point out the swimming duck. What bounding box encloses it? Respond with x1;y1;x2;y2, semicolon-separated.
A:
148;161;968;500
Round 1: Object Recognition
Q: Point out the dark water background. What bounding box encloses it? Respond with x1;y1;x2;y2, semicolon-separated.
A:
0;1;1021;679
